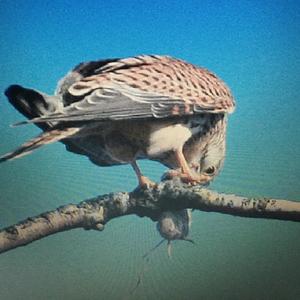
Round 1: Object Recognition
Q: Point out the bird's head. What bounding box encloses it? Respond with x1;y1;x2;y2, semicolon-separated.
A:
192;144;226;185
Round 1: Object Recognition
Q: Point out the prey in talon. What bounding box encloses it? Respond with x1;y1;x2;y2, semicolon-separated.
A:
0;55;235;188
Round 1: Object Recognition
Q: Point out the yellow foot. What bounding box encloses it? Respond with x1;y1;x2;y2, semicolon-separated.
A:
138;175;157;189
164;170;211;186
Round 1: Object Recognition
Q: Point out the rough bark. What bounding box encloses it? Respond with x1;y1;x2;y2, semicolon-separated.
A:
1;179;299;254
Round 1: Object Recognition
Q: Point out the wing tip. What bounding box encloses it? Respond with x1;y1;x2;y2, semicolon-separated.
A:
5;84;22;97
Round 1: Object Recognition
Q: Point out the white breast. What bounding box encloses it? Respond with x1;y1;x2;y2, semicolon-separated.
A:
147;123;192;157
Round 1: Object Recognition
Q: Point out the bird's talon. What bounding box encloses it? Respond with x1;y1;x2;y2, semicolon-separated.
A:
164;170;202;185
161;169;181;181
177;173;210;186
139;176;157;189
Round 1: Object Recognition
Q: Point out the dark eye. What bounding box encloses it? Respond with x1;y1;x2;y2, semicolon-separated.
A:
204;166;215;175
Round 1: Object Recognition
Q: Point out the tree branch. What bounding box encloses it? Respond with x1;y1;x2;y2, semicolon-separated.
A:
1;179;299;254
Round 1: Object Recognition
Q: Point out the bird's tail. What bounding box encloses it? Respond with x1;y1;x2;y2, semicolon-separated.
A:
5;85;63;130
0;127;80;163
1;84;79;163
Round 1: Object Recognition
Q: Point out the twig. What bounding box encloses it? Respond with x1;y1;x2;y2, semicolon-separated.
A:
1;179;299;254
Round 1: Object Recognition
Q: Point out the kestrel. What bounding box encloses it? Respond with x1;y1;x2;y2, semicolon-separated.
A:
1;55;235;187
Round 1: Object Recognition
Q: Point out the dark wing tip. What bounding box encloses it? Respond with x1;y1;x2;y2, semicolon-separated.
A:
5;84;24;100
0;156;8;163
4;84;48;117
4;84;52;131
73;58;121;77
4;85;34;118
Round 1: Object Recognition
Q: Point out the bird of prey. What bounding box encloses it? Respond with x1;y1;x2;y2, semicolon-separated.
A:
1;55;235;187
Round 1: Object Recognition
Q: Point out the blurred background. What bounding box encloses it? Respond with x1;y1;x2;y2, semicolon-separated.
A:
0;1;299;299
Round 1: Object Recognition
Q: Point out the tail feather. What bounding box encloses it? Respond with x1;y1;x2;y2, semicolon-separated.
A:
5;85;62;130
0;127;80;163
1;84;72;163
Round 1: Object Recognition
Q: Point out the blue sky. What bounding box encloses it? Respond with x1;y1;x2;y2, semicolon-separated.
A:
1;0;299;94
1;0;299;190
0;1;300;299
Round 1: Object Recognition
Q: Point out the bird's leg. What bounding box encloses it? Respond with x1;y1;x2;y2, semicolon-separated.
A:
167;149;211;185
174;149;193;177
131;160;156;189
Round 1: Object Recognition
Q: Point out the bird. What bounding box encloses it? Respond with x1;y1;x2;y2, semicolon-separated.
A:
1;55;235;187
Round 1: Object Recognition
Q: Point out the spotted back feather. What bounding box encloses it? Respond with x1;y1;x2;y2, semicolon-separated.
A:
20;56;234;125
68;55;235;113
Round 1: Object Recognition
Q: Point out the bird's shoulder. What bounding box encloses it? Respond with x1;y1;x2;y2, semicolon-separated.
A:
55;55;161;95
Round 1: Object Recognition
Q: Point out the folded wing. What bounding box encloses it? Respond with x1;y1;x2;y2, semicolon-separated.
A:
17;55;235;125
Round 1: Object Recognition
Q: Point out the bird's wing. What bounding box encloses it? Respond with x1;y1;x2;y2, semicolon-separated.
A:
21;55;235;125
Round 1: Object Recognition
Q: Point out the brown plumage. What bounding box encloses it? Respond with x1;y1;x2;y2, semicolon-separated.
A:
1;55;235;187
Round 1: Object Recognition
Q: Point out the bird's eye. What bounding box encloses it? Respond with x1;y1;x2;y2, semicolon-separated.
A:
204;166;215;175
